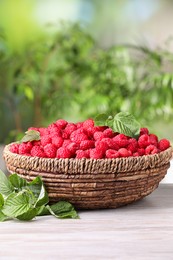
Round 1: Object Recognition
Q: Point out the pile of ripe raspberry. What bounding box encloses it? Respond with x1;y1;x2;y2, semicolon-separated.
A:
10;119;170;159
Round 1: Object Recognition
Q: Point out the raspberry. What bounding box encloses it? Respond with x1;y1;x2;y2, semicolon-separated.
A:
158;139;170;151
52;136;64;148
41;135;52;146
38;127;49;136
70;129;88;144
44;143;57;158
140;128;149;135
76;122;83;129
28;127;39;132
90;148;104;159
49;130;62;138
103;128;114;138
67;142;79;154
138;134;150;148
18;142;32;155
10;143;20;154
127;138;138;153
118;148;130;157
32;140;41;146
149;134;158;146
62;139;71;147
138;148;145;156
133;152;139;157
56;147;72;158
63;123;77;138
48;123;60;134
102;138;119;150
76;150;90;159
93;131;104;141
145;145;158;155
83;119;94;130
113;134;129;148
30;146;46;158
80;140;95;150
55;119;68;129
106;149;120;159
95;140;109;153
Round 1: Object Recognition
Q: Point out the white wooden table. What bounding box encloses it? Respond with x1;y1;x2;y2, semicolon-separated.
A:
0;184;173;260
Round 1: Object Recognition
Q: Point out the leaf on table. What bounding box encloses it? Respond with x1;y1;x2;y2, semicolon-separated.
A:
0;170;14;196
17;208;38;221
9;174;28;190
46;201;79;219
2;191;31;218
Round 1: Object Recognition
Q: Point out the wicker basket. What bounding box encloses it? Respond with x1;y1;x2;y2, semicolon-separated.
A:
3;144;173;209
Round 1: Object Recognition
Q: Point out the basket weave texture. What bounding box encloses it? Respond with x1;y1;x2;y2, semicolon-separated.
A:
3;144;173;209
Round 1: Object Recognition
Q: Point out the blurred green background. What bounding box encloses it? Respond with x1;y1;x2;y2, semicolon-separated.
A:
0;0;173;144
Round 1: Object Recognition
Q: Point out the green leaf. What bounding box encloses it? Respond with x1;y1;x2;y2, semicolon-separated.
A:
20;130;40;143
0;193;4;208
0;170;14;196
35;183;49;207
113;112;140;138
9;174;27;190
37;205;50;216
2;191;31;218
95;113;111;126
47;201;79;219
17;208;37;221
0;210;9;222
28;176;49;207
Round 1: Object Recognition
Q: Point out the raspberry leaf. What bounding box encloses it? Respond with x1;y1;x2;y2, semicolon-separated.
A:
0;170;14;196
9;174;28;190
113;112;140;138
17;208;38;221
46;201;79;219
21;130;40;143
95;113;111;126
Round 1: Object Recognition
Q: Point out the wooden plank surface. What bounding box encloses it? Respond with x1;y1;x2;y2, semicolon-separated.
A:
0;184;173;260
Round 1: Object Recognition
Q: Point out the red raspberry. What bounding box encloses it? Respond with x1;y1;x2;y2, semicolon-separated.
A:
41;135;52;146
140;128;149;135
56;147;72;158
52;136;64;148
48;123;60;134
80;140;95;150
67;142;79;154
32;140;41;146
118;148;130;157
93;131;104;141
83;119;94;130
103;128;114;138
133;152;139;157
30;146;46;158
127;138;138;153
138;134;150;148
18;142;32;155
106;149;120;159
113;134;129;148
76;150;90;159
10;143;20;154
70;129;88;144
90;148;104;159
44;143;57;158
62;139;71;147
158;139;170;151
76;122;83;129
101;138;119;150
38;127;49;136
149;134;158;146
49;130;62;138
28;127;39;132
55;119;68;129
138;148;145;156
95;140;109;153
63;123;77;138
145;145;158;155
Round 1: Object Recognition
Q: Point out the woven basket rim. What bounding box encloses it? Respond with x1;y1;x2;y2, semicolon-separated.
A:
3;142;173;164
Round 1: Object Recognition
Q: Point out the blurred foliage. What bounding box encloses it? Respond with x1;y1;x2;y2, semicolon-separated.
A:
0;23;173;143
